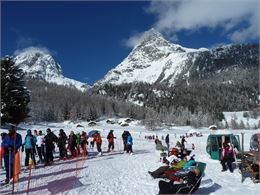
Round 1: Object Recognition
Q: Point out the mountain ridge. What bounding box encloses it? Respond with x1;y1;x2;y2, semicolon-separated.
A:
95;29;257;87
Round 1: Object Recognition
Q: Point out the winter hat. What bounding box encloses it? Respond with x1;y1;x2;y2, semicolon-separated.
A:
27;129;32;135
46;128;51;133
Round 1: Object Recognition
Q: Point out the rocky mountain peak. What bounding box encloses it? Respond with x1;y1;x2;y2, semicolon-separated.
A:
14;47;89;91
14;47;62;78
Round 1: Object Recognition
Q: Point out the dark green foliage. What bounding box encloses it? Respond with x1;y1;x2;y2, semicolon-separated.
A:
25;79;147;122
1;57;30;124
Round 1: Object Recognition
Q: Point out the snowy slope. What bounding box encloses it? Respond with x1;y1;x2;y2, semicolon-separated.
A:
96;28;208;86
223;111;260;128
14;47;89;91
0;120;260;195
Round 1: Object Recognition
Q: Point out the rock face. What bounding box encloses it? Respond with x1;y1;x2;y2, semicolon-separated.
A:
14;47;89;91
96;28;258;86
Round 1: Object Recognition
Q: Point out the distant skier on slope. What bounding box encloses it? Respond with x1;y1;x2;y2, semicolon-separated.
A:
122;131;129;152
107;130;116;152
181;136;186;150
126;132;133;154
165;134;170;149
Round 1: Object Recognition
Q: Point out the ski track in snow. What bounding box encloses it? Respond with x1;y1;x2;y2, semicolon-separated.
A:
0;121;260;195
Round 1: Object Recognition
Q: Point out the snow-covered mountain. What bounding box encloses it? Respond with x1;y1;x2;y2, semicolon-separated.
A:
96;28;258;86
14;47;89;91
96;28;208;86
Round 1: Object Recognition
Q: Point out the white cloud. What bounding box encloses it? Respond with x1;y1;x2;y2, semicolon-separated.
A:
16;36;38;49
125;0;259;48
14;46;56;56
123;31;147;48
148;0;259;43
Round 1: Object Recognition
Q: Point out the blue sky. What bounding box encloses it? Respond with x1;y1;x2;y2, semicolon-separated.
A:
1;1;259;85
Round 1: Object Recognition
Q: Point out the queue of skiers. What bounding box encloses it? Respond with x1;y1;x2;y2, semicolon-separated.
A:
0;126;134;184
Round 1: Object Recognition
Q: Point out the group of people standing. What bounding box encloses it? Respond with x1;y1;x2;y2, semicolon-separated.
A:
20;128;88;167
0;126;134;184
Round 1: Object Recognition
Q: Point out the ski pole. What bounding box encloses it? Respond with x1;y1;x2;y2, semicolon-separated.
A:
9;148;11;182
0;146;2;169
27;159;33;195
12;131;17;194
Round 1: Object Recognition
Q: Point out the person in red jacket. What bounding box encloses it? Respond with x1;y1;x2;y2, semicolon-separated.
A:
107;130;116;152
94;133;102;155
220;142;235;172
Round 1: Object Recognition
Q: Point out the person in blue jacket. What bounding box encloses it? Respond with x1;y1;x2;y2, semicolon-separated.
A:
126;132;133;154
1;125;22;184
22;129;37;166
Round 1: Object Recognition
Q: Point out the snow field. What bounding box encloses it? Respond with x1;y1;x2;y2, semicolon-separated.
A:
0;120;260;195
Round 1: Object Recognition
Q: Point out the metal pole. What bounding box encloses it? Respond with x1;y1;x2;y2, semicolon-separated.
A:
241;132;245;183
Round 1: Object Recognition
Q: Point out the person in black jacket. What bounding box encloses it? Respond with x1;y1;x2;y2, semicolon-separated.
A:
122;131;129;152
44;128;58;165
58;129;68;160
158;168;201;194
165;134;170;152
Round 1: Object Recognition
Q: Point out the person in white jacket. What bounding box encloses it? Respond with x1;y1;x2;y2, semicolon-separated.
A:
35;130;45;163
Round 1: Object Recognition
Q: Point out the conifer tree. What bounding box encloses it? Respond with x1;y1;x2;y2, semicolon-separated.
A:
1;56;30;124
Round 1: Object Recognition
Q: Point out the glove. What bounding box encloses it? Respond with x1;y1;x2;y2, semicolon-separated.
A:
8;144;13;151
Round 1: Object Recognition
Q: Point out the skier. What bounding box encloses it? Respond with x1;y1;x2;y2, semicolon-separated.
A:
165;134;170;150
76;133;81;155
107;130;116;152
126;132;133;154
58;129;68;160
36;130;45;163
94;132;102;155
80;131;88;156
122;131;129;152
155;136;160;145
192;143;195;150
68;131;77;158
1;125;22;184
181;136;186;150
22;129;37;167
44;128;58;165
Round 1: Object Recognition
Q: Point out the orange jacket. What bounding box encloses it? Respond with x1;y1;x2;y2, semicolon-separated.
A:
94;134;102;144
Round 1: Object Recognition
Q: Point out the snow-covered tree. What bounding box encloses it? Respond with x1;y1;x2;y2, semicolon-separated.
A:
1;56;30;124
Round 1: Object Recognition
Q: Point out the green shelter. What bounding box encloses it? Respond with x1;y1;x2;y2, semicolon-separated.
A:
206;133;241;160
